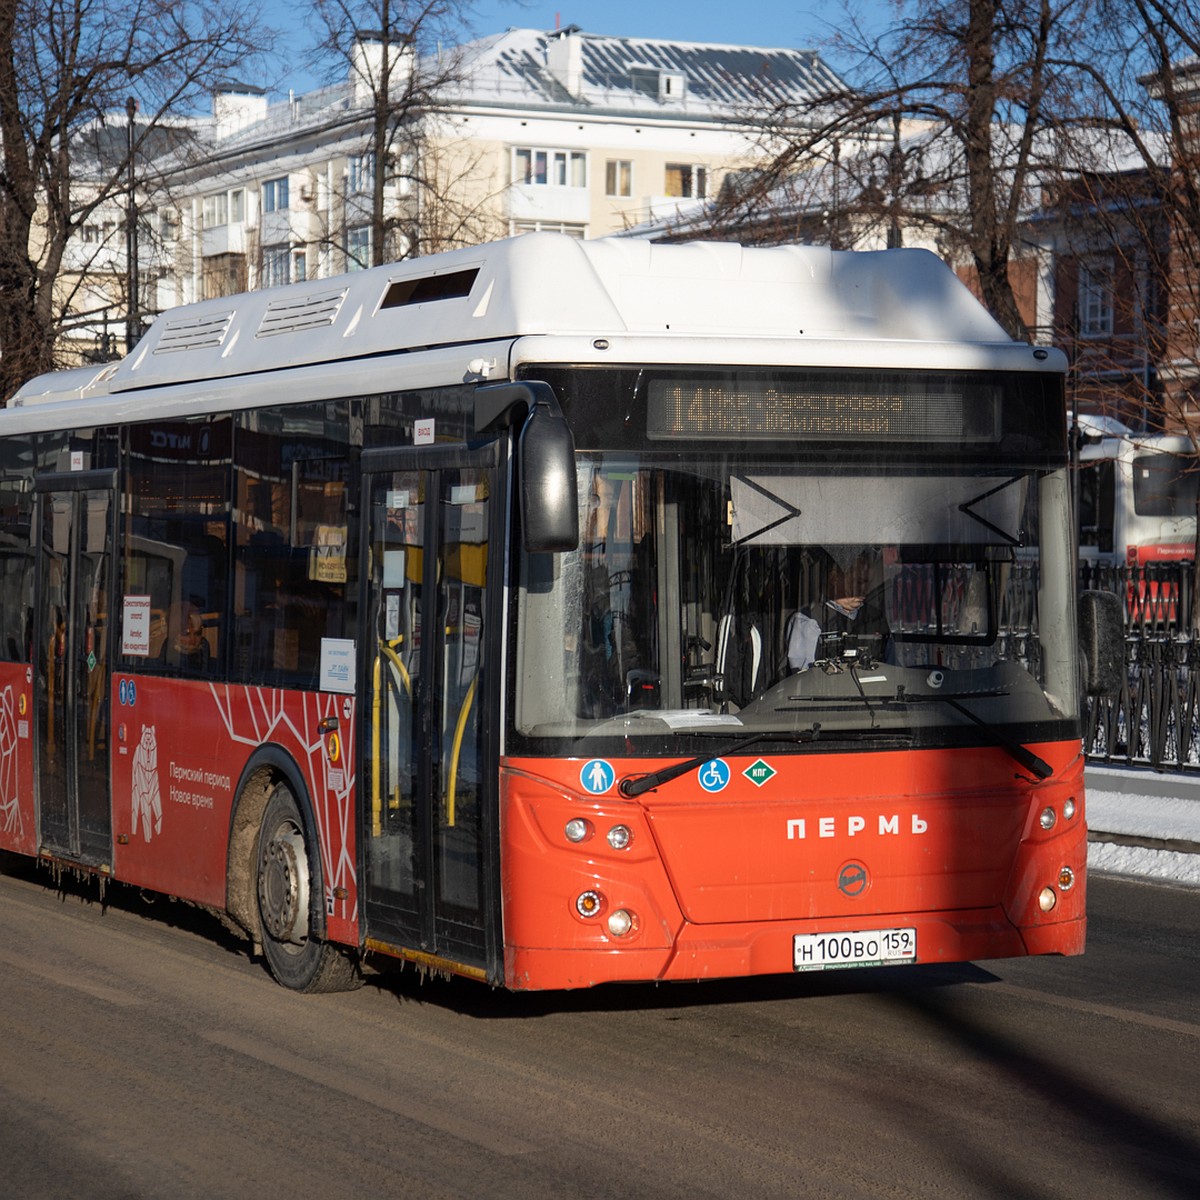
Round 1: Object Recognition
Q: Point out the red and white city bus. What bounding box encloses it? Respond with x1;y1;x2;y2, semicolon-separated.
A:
1078;418;1198;568
0;234;1103;992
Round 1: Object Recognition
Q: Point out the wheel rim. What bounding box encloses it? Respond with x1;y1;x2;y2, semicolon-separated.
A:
258;820;310;946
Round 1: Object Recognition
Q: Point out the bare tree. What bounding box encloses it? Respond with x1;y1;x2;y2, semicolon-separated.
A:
1053;2;1200;429
306;0;503;266
0;0;271;401
713;0;1105;341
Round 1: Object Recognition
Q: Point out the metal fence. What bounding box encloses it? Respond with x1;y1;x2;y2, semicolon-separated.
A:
1080;560;1200;771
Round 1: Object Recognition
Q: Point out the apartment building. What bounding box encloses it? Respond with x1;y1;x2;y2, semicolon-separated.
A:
131;25;843;314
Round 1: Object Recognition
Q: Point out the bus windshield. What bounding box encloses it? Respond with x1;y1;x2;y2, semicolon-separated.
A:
513;454;1077;754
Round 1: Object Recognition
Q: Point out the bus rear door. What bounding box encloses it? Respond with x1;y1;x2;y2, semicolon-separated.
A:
361;443;502;980
34;472;115;865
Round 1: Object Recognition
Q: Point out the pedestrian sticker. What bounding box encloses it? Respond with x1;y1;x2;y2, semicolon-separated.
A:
698;758;731;793
580;759;615;795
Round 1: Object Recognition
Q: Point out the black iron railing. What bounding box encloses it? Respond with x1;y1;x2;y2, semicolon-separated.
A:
1080;560;1200;770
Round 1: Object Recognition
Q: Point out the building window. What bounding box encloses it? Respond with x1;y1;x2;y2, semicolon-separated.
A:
388;151;415;197
263;176;290;213
605;160;633;198
349;152;375;194
1079;258;1114;338
665;163;707;199
293;250;307;282
514;147;587;187
201;188;244;229
263;244;290;288
347;226;371;271
202;253;247;300
202;193;227;228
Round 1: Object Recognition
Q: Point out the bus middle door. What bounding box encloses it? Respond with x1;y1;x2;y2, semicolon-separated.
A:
34;472;116;866
361;443;502;980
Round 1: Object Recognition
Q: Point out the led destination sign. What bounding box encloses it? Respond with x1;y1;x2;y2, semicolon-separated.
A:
647;371;1000;442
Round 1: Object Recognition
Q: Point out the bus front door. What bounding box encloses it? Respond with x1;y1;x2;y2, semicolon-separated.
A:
35;477;114;865
362;446;500;979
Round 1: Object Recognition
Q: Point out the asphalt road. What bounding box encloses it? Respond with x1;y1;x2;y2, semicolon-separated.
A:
0;855;1196;1200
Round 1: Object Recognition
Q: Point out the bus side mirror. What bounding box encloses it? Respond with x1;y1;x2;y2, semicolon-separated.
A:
1078;590;1123;696
475;381;579;553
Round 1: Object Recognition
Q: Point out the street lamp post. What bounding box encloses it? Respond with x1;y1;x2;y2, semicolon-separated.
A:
125;96;140;353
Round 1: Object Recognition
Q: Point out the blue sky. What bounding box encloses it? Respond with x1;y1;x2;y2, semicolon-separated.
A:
467;2;835;48
263;1;885;97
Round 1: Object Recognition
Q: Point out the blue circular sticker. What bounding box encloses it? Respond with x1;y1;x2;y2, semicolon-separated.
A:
697;758;731;793
580;759;615;795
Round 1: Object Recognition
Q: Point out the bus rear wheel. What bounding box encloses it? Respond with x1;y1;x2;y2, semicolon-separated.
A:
255;782;360;993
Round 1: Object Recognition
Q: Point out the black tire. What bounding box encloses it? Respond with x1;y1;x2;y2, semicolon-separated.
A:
255;782;361;993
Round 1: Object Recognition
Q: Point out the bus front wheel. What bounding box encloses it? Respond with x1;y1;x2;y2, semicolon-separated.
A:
255;782;360;992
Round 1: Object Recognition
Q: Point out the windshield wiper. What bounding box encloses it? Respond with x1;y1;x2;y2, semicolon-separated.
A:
895;686;1052;780
618;727;820;798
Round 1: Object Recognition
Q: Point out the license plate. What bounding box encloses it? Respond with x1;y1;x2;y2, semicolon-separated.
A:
793;927;917;972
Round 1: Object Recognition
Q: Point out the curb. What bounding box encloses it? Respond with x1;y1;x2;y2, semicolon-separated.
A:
1087;830;1200;855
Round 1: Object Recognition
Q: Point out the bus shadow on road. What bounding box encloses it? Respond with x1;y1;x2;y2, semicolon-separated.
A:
361;956;1000;1018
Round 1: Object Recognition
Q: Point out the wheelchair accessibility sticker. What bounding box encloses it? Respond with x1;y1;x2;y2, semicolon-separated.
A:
580;759;615;795
697;758;731;793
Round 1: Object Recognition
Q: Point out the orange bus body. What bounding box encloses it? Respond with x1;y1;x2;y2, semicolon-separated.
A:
499;745;1086;990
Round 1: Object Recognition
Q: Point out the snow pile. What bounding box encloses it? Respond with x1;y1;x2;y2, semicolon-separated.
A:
1085;766;1200;887
1087;841;1200;887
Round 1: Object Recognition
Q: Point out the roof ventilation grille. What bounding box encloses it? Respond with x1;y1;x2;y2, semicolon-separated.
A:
257;288;349;338
154;310;235;354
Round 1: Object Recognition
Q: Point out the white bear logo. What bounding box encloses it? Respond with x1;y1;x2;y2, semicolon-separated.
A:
131;724;162;841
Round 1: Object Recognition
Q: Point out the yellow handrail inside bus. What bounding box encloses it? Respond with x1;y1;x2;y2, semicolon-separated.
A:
371;636;411;836
445;674;478;829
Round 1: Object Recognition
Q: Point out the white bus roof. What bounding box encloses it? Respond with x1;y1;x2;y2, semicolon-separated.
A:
7;234;1064;421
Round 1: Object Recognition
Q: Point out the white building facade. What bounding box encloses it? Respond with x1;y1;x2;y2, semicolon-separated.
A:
132;25;844;311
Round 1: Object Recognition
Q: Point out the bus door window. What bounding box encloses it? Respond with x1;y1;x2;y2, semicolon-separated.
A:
36;483;113;862
436;469;488;917
366;473;423;903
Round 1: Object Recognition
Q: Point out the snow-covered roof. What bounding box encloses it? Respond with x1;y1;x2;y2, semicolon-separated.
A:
456;26;844;114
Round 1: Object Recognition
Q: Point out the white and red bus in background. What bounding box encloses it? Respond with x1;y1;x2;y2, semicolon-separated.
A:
0;234;1111;993
1077;416;1198;567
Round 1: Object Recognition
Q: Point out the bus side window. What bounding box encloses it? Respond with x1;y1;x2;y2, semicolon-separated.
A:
1078;461;1114;554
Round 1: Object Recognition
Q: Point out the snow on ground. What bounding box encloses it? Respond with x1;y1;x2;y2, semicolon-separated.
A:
1087;841;1200;887
1085;766;1200;887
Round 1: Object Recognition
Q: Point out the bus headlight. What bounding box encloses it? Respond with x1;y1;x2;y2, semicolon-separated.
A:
1038;887;1057;912
1039;806;1057;831
607;824;632;850
1063;797;1077;821
607;909;635;937
564;818;591;843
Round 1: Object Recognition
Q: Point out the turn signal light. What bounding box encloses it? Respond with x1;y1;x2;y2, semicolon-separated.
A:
1058;866;1076;891
576;890;603;918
